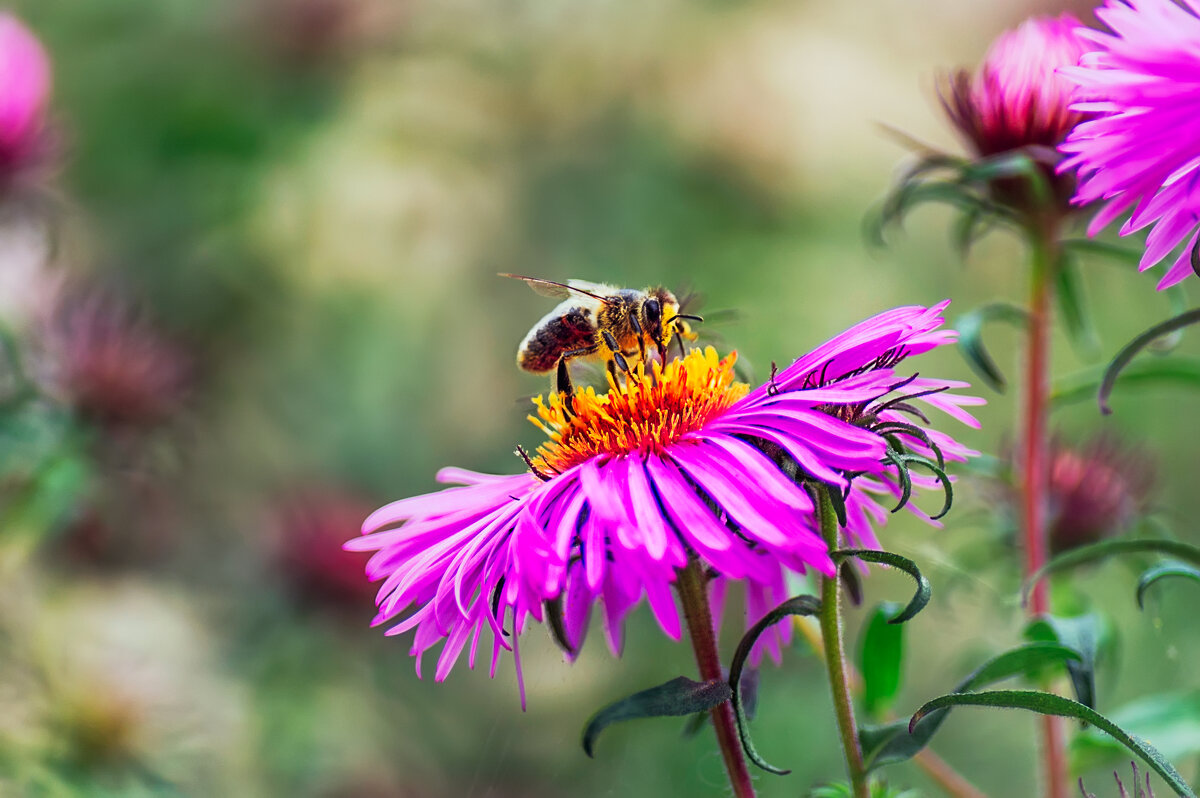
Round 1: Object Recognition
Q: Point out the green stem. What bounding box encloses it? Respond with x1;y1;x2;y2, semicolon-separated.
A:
676;559;756;798
816;486;870;798
1023;220;1068;798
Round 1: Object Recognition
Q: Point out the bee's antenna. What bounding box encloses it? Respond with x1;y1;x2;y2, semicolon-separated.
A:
673;313;704;324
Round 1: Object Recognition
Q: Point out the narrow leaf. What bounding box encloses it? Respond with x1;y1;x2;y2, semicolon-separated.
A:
860;601;905;718
1061;238;1142;266
955;302;1030;393
1073;691;1200;774
1053;357;1200;407
1137;561;1200;609
1025;614;1103;711
860;642;1082;770
832;549;930;624
1024;539;1200;605
1055;254;1100;359
1100;309;1200;415
909;690;1195;797
951;203;992;261
728;594;821;774
961;151;1051;206
1148;285;1190;353
582;677;732;757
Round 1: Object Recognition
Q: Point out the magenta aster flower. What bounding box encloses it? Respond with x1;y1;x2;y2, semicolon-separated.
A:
1059;0;1200;288
0;13;52;183
347;304;981;698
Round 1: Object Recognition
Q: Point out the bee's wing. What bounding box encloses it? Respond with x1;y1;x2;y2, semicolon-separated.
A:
566;279;616;296
499;273;617;304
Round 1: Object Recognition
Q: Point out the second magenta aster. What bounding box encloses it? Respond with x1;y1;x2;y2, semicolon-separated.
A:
1060;0;1200;288
346;303;981;701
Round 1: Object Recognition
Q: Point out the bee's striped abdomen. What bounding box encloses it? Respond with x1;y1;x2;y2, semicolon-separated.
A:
516;304;596;374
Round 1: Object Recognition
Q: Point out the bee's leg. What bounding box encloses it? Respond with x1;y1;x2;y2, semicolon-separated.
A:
628;314;648;366
600;331;631;376
556;344;599;416
606;358;620;385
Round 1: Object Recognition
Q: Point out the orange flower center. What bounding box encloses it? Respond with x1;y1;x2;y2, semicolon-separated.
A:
530;347;749;474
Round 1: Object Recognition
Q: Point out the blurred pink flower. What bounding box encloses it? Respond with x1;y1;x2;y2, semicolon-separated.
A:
0;13;52;182
347;305;980;701
1044;434;1154;555
943;14;1089;158
271;485;379;607
1059;0;1200;289
47;289;189;429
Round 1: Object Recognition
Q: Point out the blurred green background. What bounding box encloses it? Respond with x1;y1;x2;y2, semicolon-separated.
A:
2;0;1199;795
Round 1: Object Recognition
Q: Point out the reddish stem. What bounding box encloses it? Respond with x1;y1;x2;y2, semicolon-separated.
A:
676;560;756;798
1023;222;1068;798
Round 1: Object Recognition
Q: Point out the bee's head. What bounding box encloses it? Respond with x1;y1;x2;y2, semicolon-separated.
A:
644;288;700;349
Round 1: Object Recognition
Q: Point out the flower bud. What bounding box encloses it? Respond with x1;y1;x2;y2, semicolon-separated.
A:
45;288;189;430
940;14;1089;211
1045;435;1154;555
0;13;54;187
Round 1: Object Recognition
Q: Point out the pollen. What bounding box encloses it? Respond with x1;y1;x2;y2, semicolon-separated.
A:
530;347;749;474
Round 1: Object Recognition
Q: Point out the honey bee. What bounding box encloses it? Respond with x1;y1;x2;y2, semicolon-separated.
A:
501;274;702;398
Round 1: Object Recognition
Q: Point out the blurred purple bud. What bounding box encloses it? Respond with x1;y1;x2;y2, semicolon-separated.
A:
47;288;190;430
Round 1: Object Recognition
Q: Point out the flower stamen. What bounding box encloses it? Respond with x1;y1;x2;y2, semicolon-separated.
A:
530;347;749;474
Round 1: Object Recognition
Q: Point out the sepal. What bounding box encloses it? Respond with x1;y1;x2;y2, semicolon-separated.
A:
728;594;822;774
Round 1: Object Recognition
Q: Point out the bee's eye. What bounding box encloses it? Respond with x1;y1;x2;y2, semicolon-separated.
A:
644;299;661;324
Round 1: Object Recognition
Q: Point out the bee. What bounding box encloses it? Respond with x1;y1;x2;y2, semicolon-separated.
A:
501;274;702;399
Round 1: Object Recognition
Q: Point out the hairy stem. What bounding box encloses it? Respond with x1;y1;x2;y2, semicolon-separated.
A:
676;559;756;798
1024;220;1068;798
816;486;870;798
792;615;986;798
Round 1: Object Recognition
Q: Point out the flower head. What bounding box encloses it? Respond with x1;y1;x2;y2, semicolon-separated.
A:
1059;0;1200;288
347;304;981;697
0;13;52;184
1044;435;1154;554
940;14;1089;209
269;484;380;608
46;289;190;429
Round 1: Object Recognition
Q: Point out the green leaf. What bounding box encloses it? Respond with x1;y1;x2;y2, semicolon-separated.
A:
581;676;732;757
1055;254;1101;359
682;668;759;739
1137;561;1200;609
881;180;1004;235
1024;539;1200;605
1025;613;1103;711
1099;309;1200;415
951;203;993;261
832;549;931;624
961;151;1051;206
1072;692;1200;775
909;691;1196;797
1061;238;1143;266
728;594;821;774
1052;356;1200;407
860;642;1082;770
860;601;905;718
954;302;1030;393
1148;285;1191;354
